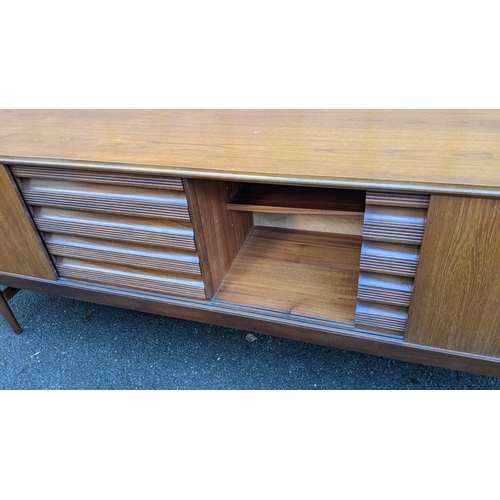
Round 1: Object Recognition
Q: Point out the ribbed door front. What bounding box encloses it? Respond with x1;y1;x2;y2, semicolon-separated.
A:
11;165;206;300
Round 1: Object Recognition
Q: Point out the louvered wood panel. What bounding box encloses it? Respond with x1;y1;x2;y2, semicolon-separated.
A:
365;191;430;208
357;272;413;307
32;208;196;250
18;178;190;220
355;301;408;335
44;234;202;275
362;205;427;244
355;191;429;336
10;165;184;190
12;167;206;300
359;241;419;277
57;258;206;299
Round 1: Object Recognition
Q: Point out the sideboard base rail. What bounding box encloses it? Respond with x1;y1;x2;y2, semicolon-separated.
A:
1;276;499;378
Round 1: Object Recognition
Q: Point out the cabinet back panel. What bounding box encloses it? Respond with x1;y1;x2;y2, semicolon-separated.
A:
253;213;363;235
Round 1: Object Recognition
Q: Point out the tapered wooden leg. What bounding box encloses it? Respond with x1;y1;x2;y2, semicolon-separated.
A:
0;288;22;334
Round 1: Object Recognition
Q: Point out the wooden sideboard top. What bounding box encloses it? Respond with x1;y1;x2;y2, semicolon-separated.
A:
1;110;500;196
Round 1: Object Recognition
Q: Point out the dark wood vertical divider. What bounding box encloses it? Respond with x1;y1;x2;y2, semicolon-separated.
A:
183;179;253;299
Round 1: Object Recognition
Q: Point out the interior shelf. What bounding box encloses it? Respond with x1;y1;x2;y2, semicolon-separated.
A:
214;226;362;324
227;184;366;217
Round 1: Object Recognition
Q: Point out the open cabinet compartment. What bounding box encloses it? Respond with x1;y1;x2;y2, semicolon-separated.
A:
185;180;366;325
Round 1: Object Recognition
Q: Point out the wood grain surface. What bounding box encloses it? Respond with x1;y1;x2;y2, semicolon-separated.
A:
3;111;500;195
215;227;362;324
184;179;253;299
0;165;56;279
406;195;500;356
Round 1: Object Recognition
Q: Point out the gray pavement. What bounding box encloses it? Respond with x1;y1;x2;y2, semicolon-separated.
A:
1;289;499;390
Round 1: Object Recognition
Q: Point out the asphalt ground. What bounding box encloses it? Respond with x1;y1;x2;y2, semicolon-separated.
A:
1;288;499;390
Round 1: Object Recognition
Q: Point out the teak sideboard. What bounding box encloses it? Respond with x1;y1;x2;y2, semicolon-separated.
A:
1;110;500;377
